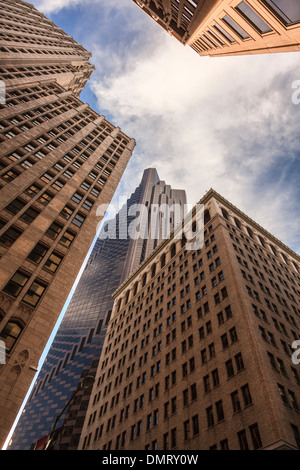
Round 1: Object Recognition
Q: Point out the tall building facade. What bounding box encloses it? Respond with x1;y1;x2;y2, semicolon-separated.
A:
0;0;94;95
0;0;136;449
80;189;300;451
8;168;187;450
132;1;300;57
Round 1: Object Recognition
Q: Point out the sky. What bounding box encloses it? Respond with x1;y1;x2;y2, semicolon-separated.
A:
3;0;300;449
29;0;300;255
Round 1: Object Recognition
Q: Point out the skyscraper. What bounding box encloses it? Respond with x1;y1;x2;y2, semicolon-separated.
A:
0;0;135;449
132;0;300;57
1;0;94;95
8;168;187;450
80;188;300;451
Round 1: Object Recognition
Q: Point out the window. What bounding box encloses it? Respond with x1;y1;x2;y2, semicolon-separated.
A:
216;400;224;422
5;198;26;215
236;1;272;33
231;390;241;413
241;384;253;407
291;424;300;449
226;359;235;378
192;415;199;436
0;226;22;247
25;184;42;197
3;271;29;297
21;207;40;224
214;23;235;43
222;14;249;39
27;243;48;264
44;252;63;273
59;230;75;247
206;406;214;428
60;205;74;220
262;0;300;26
249;423;262;449
73;213;86;227
277;383;289;405
38;192;53;206
171;428;177;448
22;279;47;307
46;222;63;239
0;320;23;353
237;429;249;450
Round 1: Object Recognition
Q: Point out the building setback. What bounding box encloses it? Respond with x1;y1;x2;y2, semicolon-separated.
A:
132;0;300;57
8;168;186;450
0;0;135;449
79;189;300;450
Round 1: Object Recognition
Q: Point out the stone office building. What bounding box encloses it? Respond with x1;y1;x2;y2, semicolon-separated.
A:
8;168;186;450
132;1;300;57
0;0;135;448
79;189;300;450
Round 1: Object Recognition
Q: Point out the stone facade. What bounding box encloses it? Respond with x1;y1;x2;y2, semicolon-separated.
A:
79;189;300;450
132;0;300;57
8;168;186;450
0;0;135;449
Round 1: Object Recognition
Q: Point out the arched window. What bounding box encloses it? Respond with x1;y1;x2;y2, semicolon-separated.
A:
125;290;130;305
270;244;277;257
170;243;176;258
221;208;229;220
142;272;147;287
0;320;23;353
133;282;138;296
117;298;122;313
246;227;254;239
234;218;241;230
160;253;166;269
204;210;211;224
292;261;299;273
151;263;156;279
181;235;187;248
281;253;290;266
258;236;265;247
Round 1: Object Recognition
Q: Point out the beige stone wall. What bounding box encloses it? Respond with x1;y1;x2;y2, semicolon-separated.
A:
79;190;300;450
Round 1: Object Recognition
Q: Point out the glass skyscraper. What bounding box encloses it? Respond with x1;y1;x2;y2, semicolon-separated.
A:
9;168;186;449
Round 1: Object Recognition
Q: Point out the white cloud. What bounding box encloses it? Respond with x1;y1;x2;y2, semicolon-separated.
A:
30;0;300;253
89;35;300;252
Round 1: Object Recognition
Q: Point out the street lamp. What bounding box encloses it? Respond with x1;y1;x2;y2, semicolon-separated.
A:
44;375;95;450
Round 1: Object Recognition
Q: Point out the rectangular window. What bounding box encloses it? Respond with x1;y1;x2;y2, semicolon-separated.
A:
20;207;40;224
22;279;47;307
27;243;48;264
0;226;22;247
236;1;272;33
38;192;53;206
46;222;63;239
262;0;300;26
44;252;64;273
59;230;75;247
222;15;249;39
249;423;262;449
3;270;29;297
237;429;249;450
5;198;26;215
72;212;86;227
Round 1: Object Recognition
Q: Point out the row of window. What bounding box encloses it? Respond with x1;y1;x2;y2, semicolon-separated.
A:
194;0;300;54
